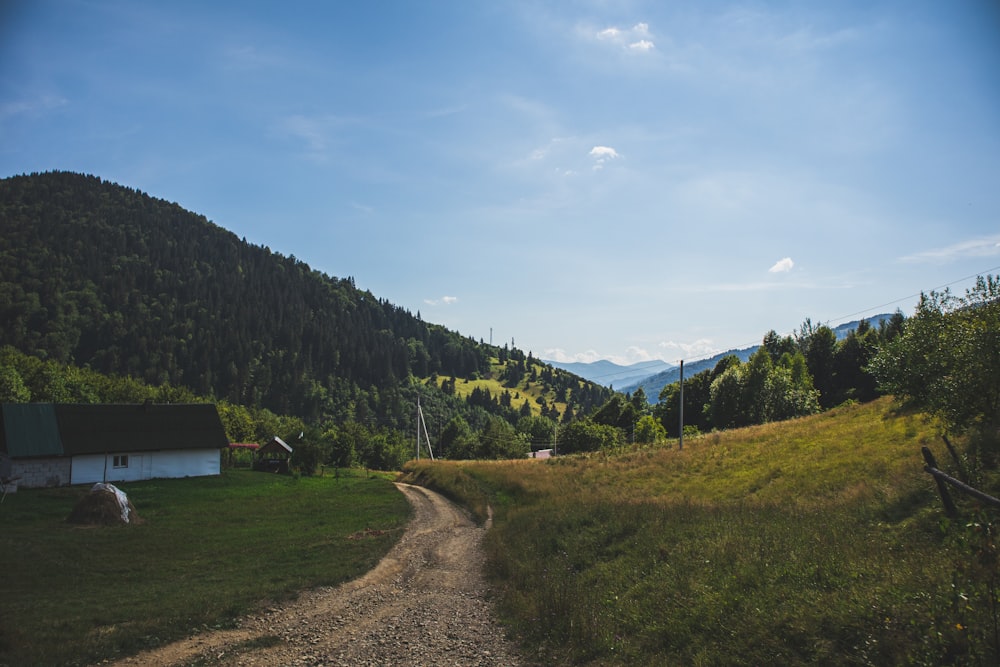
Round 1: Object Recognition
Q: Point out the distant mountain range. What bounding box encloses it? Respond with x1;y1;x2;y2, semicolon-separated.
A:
592;314;896;403
543;359;674;389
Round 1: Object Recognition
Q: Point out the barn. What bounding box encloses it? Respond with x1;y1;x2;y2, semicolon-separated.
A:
0;403;228;488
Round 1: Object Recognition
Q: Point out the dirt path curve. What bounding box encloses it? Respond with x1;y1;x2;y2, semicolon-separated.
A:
107;483;525;666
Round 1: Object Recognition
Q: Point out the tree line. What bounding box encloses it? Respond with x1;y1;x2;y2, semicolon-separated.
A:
556;280;998;459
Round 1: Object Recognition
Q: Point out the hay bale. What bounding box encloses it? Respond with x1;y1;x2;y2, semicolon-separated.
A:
67;484;142;526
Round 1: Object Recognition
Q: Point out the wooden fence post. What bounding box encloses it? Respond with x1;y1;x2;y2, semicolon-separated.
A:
922;446;959;518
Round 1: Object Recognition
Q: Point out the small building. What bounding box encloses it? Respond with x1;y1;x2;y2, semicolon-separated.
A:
253;436;293;474
0;403;228;488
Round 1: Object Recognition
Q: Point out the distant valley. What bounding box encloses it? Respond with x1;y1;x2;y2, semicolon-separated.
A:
543;359;673;389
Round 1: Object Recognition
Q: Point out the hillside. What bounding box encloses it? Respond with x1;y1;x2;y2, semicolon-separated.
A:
0;171;610;428
403;397;998;664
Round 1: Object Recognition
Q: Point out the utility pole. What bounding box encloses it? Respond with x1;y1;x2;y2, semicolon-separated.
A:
415;397;435;461
678;359;684;451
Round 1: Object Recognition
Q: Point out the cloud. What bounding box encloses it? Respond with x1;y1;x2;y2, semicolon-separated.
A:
591;22;656;52
589;146;619;159
543;348;603;364
768;257;795;273
423;296;458;306
898;235;1000;263
658;338;721;360
590;145;620;170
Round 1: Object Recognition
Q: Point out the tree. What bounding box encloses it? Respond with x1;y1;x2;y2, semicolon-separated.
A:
440;416;478;459
0;364;31;402
870;275;1000;447
708;364;745;429
634;414;665;444
478;415;530;460
799;323;838;408
556;419;624;454
517;414;557;446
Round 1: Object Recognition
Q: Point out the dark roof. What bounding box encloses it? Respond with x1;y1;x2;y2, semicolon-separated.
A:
1;403;229;458
1;404;63;458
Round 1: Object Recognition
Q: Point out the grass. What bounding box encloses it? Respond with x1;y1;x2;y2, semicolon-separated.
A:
428;357;573;419
0;469;410;667
402;397;1000;665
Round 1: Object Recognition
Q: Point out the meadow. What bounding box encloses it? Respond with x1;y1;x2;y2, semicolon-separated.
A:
0;470;410;666
402;397;1000;665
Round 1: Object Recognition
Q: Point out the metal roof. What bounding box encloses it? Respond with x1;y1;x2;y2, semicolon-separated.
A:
1;404;64;457
0;403;229;458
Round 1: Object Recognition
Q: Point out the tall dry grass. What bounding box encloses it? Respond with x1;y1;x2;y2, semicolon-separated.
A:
403;398;995;664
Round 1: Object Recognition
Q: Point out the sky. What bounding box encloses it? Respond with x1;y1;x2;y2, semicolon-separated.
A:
2;1;999;367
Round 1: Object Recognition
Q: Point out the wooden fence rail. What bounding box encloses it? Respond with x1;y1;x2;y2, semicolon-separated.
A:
922;446;1000;517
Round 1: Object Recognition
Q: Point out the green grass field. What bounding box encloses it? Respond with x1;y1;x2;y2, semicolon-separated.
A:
402;398;1000;665
0;470;410;667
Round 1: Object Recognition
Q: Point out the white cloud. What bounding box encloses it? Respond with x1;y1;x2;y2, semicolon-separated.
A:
658;338;721;360
543;348;603;363
898;235;1000;263
591;22;656;52
768;257;795;273
589;146;619;159
423;295;458;306
589;145;621;170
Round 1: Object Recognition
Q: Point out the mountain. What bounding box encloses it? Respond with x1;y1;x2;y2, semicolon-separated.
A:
0;171;610;426
618;314;895;402
617;347;759;400
832;315;894;339
543;359;674;388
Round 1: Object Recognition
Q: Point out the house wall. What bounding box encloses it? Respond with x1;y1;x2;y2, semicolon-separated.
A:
70;449;221;485
11;458;72;488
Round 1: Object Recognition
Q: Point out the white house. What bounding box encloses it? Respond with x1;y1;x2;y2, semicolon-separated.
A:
0;403;227;488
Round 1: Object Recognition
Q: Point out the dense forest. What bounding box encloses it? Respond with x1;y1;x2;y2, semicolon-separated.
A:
0;172;610;443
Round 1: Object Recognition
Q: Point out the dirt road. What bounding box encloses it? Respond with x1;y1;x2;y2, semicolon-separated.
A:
108;483;525;666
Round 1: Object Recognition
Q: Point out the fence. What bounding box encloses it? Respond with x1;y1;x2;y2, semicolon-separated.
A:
922;444;1000;517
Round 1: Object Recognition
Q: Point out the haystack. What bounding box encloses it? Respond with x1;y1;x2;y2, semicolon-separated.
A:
67;483;142;526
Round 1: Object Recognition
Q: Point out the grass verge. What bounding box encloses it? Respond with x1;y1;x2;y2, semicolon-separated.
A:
403;398;1000;665
0;469;410;666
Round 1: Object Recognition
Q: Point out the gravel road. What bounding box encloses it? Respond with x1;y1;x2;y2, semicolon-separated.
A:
107;483;526;666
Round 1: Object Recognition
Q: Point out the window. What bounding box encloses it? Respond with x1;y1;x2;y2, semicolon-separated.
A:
113;455;129;468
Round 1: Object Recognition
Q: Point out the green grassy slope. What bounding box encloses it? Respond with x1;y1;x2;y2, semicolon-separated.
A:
403;398;999;665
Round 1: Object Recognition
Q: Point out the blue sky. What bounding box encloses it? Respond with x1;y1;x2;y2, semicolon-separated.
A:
2;1;999;366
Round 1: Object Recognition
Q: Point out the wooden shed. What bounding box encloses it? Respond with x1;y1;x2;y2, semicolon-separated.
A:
253;436;293;474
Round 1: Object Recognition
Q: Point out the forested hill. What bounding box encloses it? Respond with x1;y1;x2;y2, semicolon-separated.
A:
0;171;608;424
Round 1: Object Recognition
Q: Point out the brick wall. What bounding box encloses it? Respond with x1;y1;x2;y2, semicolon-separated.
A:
11;458;72;488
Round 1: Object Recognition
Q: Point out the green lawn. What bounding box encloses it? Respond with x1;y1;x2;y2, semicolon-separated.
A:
0;469;410;666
